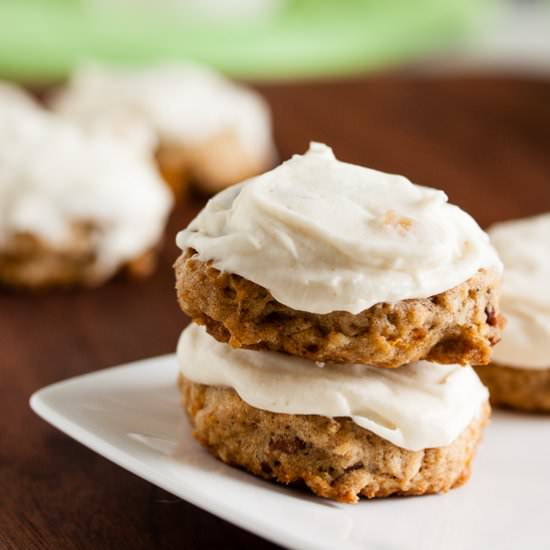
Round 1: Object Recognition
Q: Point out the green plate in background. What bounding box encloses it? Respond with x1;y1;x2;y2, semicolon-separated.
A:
0;0;484;82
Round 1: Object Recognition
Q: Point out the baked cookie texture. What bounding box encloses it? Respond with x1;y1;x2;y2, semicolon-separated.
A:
180;376;490;503
475;364;550;413
155;143;192;199
174;250;504;368
0;225;157;289
156;131;273;198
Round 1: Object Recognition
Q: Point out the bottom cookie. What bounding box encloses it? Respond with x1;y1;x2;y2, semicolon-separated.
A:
179;375;490;503
475;364;550;413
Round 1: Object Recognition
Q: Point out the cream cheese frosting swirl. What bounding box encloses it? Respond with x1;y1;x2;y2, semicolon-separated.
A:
177;142;501;314
0;88;172;281
489;213;550;369
177;323;488;451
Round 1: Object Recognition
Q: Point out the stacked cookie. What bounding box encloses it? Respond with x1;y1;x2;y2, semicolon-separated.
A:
174;143;503;502
476;214;550;412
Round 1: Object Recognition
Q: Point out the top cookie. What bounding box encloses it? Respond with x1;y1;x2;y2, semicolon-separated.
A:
175;143;503;367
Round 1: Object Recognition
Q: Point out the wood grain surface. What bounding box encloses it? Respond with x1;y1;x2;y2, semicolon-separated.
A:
2;75;550;550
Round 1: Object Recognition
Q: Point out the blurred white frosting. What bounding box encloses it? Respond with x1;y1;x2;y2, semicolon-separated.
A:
0;82;41;112
489;213;550;369
52;63;274;163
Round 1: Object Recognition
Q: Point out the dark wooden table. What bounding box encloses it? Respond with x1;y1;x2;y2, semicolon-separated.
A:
2;74;550;549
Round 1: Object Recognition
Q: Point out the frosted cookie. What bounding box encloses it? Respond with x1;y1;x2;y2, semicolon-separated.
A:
0;87;172;288
476;214;550;412
51;63;275;196
175;143;503;368
177;324;490;503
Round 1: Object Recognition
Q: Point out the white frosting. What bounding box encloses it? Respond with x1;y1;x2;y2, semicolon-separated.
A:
0;82;41;112
177;324;488;451
52;63;274;161
0;89;173;281
489;214;550;369
177;143;501;314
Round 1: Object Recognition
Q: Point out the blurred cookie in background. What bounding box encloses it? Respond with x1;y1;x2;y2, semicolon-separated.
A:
51;63;276;197
0;83;172;289
476;214;550;413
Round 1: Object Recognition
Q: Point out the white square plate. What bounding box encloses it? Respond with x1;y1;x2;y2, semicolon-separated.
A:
31;355;549;550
